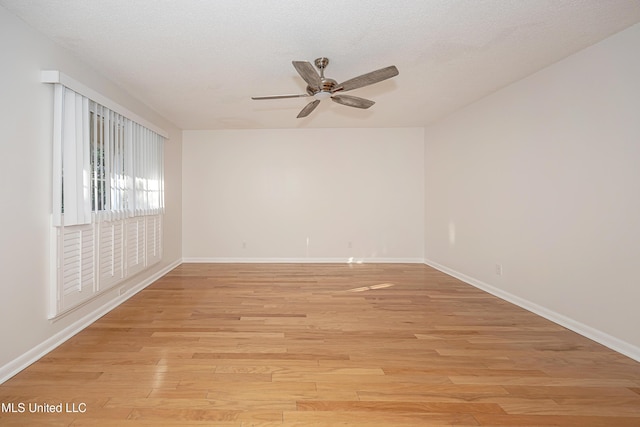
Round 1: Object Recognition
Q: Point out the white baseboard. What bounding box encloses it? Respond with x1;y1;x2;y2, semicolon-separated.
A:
424;259;640;363
182;257;425;264
0;259;182;384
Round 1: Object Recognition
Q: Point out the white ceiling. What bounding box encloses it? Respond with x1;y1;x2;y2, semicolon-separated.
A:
3;0;640;130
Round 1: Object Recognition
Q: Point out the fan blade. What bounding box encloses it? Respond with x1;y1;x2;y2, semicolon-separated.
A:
335;65;399;92
292;61;321;89
297;100;321;118
252;94;309;100
331;94;375;109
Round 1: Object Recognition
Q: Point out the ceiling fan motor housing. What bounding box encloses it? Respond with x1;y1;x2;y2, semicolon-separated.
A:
307;78;338;98
307;57;339;98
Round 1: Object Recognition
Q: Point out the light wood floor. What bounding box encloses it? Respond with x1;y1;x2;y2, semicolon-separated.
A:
1;263;640;426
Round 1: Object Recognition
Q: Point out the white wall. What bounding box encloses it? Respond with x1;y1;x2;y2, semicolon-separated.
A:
424;23;640;358
0;6;182;378
183;128;424;262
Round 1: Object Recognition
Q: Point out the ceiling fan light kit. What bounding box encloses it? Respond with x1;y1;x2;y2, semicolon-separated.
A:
252;57;399;118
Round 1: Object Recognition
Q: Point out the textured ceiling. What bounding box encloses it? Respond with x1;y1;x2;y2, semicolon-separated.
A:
2;0;640;129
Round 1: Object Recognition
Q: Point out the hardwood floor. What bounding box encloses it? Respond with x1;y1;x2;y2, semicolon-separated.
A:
1;263;639;426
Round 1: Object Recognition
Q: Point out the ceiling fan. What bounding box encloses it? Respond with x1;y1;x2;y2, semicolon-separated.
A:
251;57;399;118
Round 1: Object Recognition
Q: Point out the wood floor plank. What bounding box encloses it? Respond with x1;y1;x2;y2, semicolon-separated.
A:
296;399;506;414
473;413;640;426
283;410;481;426
1;263;639;426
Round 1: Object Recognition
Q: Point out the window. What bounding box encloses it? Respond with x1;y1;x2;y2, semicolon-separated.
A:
45;73;166;318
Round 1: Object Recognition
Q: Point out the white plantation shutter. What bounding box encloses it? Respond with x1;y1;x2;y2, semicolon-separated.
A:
98;220;124;291
49;214;162;318
61;225;94;297
126;217;146;277
146;215;162;265
45;72;166;319
51;224;96;316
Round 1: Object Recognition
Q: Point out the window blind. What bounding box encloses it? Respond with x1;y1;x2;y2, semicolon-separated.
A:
52;85;165;226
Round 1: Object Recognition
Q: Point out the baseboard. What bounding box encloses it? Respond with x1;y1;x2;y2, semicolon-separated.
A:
0;259;182;384
424;259;640;363
182;257;425;264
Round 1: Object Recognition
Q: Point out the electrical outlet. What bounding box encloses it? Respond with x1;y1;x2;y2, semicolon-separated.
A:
242;241;247;249
495;264;503;276
348;241;353;248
